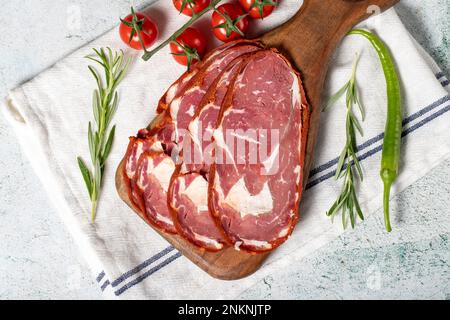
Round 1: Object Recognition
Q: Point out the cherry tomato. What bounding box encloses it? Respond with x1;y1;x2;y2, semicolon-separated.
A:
119;12;158;50
238;0;278;19
172;0;210;17
170;27;207;68
212;3;249;42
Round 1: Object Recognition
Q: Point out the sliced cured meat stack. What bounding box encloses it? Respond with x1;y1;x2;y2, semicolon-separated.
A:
167;52;259;251
182;51;260;173
135;151;177;234
209;49;310;252
155;42;263;155
156;40;263;114
122;40;262;235
119;39;310;253
122;41;262;227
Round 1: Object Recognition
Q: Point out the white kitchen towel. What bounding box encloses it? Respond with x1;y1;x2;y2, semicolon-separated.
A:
3;0;450;299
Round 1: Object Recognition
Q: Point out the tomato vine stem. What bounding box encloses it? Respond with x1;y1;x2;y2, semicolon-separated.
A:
142;0;223;61
120;7;151;53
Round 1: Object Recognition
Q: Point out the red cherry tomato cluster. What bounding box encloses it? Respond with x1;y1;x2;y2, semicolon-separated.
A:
119;1;279;69
211;1;278;43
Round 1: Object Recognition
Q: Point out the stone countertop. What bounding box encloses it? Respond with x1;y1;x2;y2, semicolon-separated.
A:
0;0;449;299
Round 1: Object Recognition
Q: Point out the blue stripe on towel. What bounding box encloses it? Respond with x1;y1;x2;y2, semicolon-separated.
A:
435;71;445;80
402;95;450;125
98;72;450;295
309;95;450;178
402;103;450;137
111;245;175;287
114;252;182;296
96;271;105;283
100;280;110;291
435;71;449;87
307;99;450;188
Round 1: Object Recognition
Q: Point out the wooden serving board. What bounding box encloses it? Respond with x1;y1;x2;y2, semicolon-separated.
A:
116;0;399;280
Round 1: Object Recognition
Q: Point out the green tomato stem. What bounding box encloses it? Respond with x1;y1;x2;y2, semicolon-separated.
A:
142;0;223;61
130;7;150;54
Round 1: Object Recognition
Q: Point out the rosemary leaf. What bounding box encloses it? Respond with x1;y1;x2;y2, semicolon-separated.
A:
335;148;347;179
324;82;349;111
88;122;95;164
77;157;93;198
355;90;365;120
88;66;101;90
102;125;116;162
92;91;100;125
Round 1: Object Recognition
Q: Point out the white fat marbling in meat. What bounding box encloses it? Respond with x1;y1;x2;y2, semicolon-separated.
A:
210;50;308;252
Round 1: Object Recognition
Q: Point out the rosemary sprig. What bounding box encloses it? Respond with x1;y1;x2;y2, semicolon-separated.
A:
323;54;365;229
77;48;130;221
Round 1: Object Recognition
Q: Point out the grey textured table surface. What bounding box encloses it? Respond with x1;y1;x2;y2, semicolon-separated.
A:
0;0;449;300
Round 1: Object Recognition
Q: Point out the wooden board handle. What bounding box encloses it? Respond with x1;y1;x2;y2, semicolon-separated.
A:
262;0;399;90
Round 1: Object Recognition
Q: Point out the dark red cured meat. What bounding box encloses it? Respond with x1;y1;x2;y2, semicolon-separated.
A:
121;40;310;252
135;151;177;234
122;40;262;234
156;39;264;114
209;49;310;252
181;51;261;173
122;130;164;213
154;42;263;156
135;42;264;162
168;170;228;251
167;53;258;251
127;41;264;165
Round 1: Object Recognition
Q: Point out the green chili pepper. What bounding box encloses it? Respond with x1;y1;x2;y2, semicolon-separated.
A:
348;29;402;232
